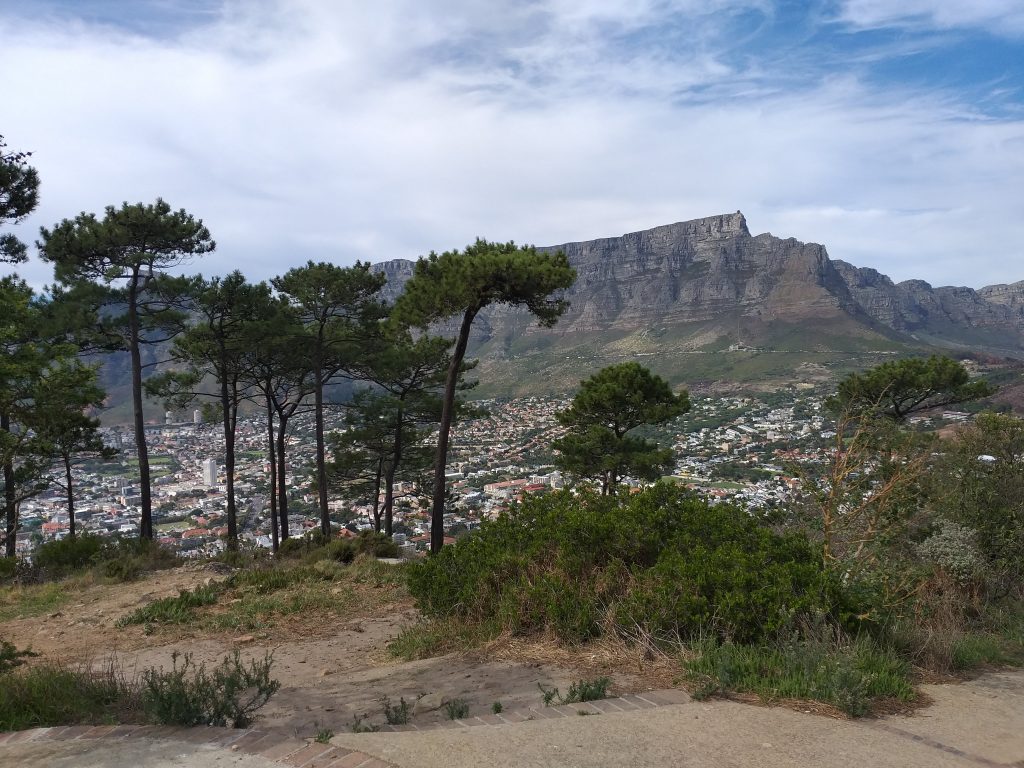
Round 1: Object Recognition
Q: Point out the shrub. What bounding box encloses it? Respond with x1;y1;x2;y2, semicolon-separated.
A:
141;650;279;728
407;485;848;644
32;535;105;575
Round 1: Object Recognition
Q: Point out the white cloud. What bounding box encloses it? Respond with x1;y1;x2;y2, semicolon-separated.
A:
838;0;1024;36
0;1;1021;293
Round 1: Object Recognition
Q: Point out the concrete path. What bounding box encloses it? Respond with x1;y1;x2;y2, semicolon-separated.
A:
2;671;1022;768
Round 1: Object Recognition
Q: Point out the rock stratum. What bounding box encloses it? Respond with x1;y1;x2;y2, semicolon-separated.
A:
374;212;1024;394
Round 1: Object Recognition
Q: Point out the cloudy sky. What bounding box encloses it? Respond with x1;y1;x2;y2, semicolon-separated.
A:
1;0;1022;289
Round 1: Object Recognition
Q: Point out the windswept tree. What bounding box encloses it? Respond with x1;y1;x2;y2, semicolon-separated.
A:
38;199;215;540
391;239;575;552
149;272;272;550
553;362;689;495
0;134;40;264
273;262;386;538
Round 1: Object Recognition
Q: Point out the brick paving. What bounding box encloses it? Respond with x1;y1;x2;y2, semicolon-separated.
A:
0;687;696;768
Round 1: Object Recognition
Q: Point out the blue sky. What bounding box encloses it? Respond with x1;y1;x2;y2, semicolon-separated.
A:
1;0;1022;288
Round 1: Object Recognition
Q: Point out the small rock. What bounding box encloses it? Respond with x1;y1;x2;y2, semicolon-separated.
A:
414;693;444;714
318;669;333;677
48;611;63;619
233;634;256;644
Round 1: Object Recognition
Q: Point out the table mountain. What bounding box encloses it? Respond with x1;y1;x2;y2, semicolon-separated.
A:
374;212;1024;393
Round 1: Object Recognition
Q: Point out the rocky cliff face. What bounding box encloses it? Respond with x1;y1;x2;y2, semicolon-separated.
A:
371;212;1024;386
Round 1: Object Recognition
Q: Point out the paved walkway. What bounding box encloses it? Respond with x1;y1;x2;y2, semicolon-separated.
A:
2;672;1022;767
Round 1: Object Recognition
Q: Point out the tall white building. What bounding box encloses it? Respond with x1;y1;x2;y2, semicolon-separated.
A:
202;458;218;487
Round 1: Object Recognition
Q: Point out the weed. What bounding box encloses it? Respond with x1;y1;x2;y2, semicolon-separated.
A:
350;713;380;733
141;650;279;728
382;696;411;725
538;677;611;706
444;698;469;720
564;677;611;703
491;701;503;714
315;727;334;743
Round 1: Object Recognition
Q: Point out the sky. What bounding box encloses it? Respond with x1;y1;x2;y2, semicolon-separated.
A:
1;0;1022;289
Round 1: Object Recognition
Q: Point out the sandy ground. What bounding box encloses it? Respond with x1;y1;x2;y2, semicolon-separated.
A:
0;564;654;739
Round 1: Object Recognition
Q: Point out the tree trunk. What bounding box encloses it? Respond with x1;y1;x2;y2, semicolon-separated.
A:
372;456;384;534
64;453;76;539
276;413;290;541
221;371;238;550
314;362;330;538
266;390;278;553
2;412;16;558
383;403;404;538
128;281;153;540
430;309;475;553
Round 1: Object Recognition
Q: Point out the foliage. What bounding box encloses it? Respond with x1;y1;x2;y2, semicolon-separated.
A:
828;355;993;421
0;134;40;264
927;411;1024;597
30;535;177;581
407;485;847;644
140;650;279;728
683;637;915;717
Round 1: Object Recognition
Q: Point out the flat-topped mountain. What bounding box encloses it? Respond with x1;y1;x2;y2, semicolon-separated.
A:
374;212;1024;393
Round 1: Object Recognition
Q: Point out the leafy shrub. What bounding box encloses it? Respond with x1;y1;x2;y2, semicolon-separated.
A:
407;485;848;644
918;521;987;588
141;651;279;728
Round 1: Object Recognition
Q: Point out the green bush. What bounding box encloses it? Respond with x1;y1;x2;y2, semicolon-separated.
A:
29;535;178;582
407;485;848;644
32;535;105;575
141;650;279;728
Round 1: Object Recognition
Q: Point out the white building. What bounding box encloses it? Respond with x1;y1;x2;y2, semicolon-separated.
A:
202;458;218;487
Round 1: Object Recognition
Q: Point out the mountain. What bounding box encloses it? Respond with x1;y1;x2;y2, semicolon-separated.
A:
374;212;1024;395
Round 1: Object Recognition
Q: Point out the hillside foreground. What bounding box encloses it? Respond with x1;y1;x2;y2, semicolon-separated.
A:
2;561;1023;767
